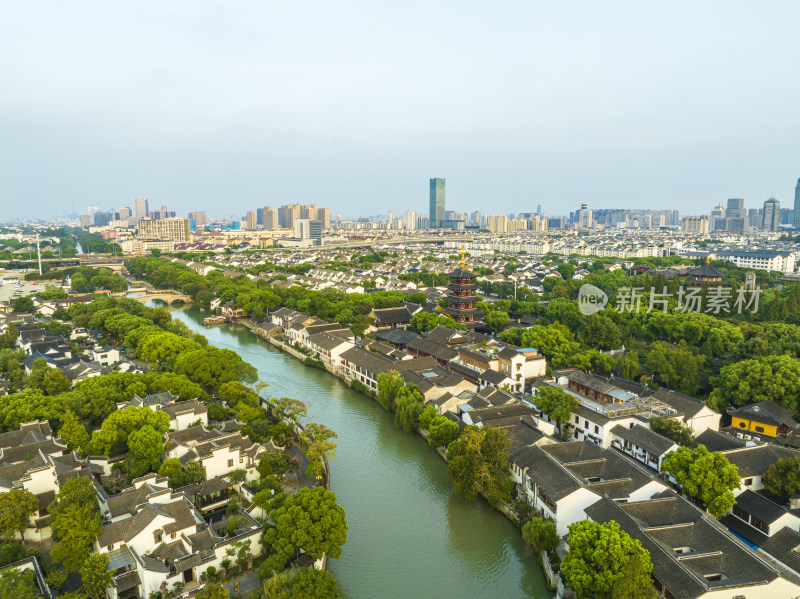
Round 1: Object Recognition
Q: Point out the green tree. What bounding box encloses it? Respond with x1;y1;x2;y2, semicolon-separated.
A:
261;487;348;576
533;386;579;433
522;517;559;553
418;405;438;430
616;352;641;380
485;310;511;333
58;410;90;452
89;406;169;455
0;488;38;540
303;423;337;481
79;552;112;599
710;355;800;410
350;315;371;337
195;583;229;599
376;371;403;411
649;416;694;447
763;456;800;501
25;357;72;396
446;425;512;508
662;445;741;516
561;520;656;599
50;478;102;572
124;425;164;477
0;568;40;599
427;415;460;448
11;296;34;313
394;385;424;433
290;568;342;599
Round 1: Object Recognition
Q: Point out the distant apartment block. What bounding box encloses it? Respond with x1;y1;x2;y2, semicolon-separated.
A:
134;198;149;220
137;217;191;242
681;216;709;234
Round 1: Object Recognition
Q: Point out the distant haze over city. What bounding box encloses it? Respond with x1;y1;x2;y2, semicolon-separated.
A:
1;2;799;220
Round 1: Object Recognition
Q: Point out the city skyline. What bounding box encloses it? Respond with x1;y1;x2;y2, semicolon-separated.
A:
2;3;800;220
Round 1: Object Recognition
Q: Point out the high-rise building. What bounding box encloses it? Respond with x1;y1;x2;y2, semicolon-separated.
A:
279;204;301;228
536;204;542;216
119;207;131;220
487;214;508;233
137;217;191;241
726;198;744;219
316;207;330;229
710;205;726;230
263;206;279;230
135;199;149;221
471;211;480;225
681;216;709;234
387;210;395;224
246;211;258;230
429;178;445;228
794;179;800;229
762;197;781;232
405;210;417;231
79;214;91;227
576;203;593;228
94;211;114;227
188;212;208;227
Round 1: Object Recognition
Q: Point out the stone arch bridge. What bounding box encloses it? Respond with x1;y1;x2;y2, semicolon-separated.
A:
130;290;193;304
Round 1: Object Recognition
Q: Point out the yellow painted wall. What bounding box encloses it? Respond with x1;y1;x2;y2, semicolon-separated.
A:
731;416;778;437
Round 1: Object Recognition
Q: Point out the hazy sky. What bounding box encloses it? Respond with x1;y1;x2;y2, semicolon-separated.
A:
2;2;799;220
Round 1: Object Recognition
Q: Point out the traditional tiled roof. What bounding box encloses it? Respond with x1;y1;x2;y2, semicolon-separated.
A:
610;424;677;456
694;429;745;452
406;337;458;362
340;346;395;376
585;494;778;599
722;444;800;478
0;421;52;448
760;527;800;574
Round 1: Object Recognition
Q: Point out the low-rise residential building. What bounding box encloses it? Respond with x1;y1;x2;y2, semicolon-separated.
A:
585;493;800;599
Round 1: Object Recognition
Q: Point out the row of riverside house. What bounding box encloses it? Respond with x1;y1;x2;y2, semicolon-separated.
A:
250;267;800;599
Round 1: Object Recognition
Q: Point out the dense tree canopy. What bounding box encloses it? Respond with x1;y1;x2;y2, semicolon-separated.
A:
0;488;38;540
763;456;800;501
261;487;348;576
662;445;741;516
446;425;512;508
561;520;656;599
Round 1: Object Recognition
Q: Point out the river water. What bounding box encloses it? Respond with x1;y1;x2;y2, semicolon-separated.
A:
168;305;549;599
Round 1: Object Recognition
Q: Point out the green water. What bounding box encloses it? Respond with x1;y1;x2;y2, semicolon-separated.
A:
169;305;550;599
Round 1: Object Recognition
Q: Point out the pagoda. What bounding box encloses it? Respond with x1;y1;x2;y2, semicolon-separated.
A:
443;251;481;328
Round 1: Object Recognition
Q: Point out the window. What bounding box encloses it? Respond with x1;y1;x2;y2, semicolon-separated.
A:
585;420;589;428
732;505;749;521
575;415;579;423
738;421;746;428
744;478;753;486
171;532;176;539
754;426;765;433
750;516;768;534
239;458;243;463
227;459;234;468
594;425;599;434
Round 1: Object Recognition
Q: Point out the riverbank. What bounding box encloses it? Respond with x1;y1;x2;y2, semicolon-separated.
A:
241;319;534;552
166;305;549;599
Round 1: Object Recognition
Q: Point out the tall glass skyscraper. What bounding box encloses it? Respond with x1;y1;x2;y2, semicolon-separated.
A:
793;179;800;229
429;178;445;228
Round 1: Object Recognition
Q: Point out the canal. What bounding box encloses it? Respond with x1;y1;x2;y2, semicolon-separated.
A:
168;305;549;599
